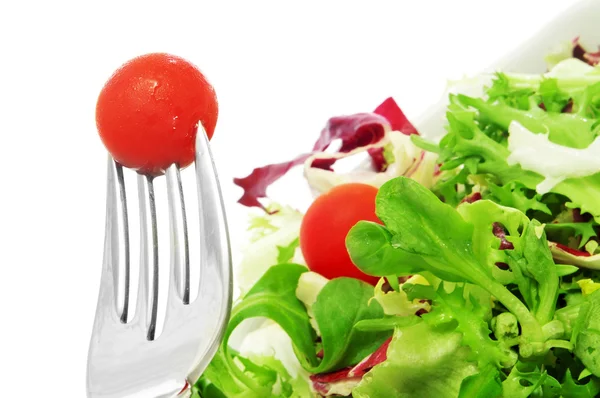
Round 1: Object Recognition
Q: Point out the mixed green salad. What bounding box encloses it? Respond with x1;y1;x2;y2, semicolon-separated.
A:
194;38;600;397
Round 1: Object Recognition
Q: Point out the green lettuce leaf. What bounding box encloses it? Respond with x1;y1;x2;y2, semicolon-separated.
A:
371;276;431;317
573;289;600;377
501;363;561;398
352;321;478;398
219;264;317;393
539;78;571;113
544;222;598;250
462;89;595;153
413;69;600;223
212;263;392;395
345;221;425;278
429;284;517;368
458;199;559;325
196;346;311;398
309;277;391;373
485;181;551;216
277;237;300;264
458;365;502;398
560;369;600;398
347;177;554;355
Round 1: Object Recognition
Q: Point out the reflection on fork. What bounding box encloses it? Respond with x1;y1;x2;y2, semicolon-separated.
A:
86;126;232;398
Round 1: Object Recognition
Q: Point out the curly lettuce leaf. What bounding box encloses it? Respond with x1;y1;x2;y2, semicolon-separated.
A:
347;177;555;355
458;200;559;325
352;321;478;398
371;275;431;317
501;363;561;398
539;78;571;113
560;369;600;398
428;284;517;368
195;346;312;398
485;181;551;216
501;58;600;97
544;222;597;250
573;289;600;377
458;365;502;398
506;120;600;195
414;66;600;222
458;94;597;149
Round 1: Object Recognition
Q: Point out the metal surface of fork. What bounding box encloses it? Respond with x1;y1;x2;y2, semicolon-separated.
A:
87;127;232;398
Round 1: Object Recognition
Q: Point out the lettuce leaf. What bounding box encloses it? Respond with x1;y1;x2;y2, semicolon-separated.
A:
458;365;502;398
195;346;312;398
429;284;517;368
309;278;391;373
352;321;478;398
573;289;600;377
501;363;561;398
347;177;559;357
413;64;600;223
560;369;600;397
371;275;431;317
209;263;392;395
238;205;304;296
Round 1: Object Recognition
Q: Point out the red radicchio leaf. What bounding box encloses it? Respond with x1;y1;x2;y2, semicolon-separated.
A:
347;337;392;377
572;36;600;66
233;97;418;212
374;97;418;135
367;147;387;172
555;242;591;257
309;337;392;395
539;99;574;113
310;367;358;389
368;98;419;171
461;192;482;204
562;99;574;113
572;208;593;223
493;222;514;250
492;222;513;270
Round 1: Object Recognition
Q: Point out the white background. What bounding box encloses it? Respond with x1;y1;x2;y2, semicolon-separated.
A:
0;0;579;395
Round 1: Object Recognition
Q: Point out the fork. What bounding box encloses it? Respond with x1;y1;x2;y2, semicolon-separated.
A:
86;125;232;398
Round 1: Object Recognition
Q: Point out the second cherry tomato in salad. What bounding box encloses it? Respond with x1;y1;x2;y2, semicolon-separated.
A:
96;53;218;175
300;183;382;285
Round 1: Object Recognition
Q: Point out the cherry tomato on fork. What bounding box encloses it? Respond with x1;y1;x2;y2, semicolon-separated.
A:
300;183;381;285
96;53;218;175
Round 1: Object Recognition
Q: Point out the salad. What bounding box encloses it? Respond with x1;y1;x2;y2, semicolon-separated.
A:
194;38;600;398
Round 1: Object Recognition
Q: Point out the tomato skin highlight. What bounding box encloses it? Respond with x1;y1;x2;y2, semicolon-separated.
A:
300;183;381;285
96;53;218;176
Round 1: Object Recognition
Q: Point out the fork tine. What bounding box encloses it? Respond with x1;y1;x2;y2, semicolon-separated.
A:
166;165;191;306
114;163;131;323
136;174;160;340
182;124;232;382
194;125;232;300
92;156;121;324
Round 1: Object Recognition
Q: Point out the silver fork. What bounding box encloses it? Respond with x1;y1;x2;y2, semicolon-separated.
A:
87;126;232;398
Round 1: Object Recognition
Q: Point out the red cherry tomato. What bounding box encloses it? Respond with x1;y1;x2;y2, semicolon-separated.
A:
300;183;381;285
95;53;218;175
